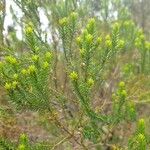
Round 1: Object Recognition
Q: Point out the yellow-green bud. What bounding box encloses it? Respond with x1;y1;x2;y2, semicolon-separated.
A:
113;22;120;32
135;38;142;48
89;18;95;24
138;133;145;141
105;35;111;41
130;21;134;27
97;37;102;45
128;102;136;120
85;34;93;44
76;36;82;46
138;119;145;133
28;65;36;74
0;62;3;69
4;83;11;90
69;71;78;81
45;52;52;61
25;26;33;34
119;81;125;88
145;41;150;50
32;55;39;62
137;133;146;149
139;34;145;40
18;144;25;150
12;81;18;89
20;133;27;141
105;35;112;48
117;40;125;49
70;12;78;20
21;69;27;75
121;90;127;97
34;46;40;52
43;61;49;69
87;78;94;87
105;40;112;48
59;17;68;26
13;74;18;80
86;18;95;32
130;107;135;113
124;21;130;27
5;56;17;65
87;18;95;27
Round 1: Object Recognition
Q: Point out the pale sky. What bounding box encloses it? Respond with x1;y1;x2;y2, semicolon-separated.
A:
4;0;49;40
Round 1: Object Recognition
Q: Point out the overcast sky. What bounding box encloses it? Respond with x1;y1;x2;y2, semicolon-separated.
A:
4;0;49;40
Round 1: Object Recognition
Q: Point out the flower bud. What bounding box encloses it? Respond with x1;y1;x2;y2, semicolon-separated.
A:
139;34;145;40
85;34;93;44
137;133;146;149
45;52;52;61
4;82;11;90
88;18;95;27
135;38;142;48
0;62;3;70
138;119;145;135
145;41;150;50
105;40;112;48
138;133;145;141
128;102;136;121
113;22;120;32
76;36;82;46
70;12;78;21
5;56;17;65
12;81;18;89
121;90;127;98
105;35;111;41
43;61;49;69
105;35;112;48
20;133;27;141
69;71;78;81
124;21;130;27
28;65;36;74
26;27;33;33
18;144;25;150
59;17;68;26
25;25;33;34
13;74;18;80
97;37;102;45
119;81;125;88
21;69;28;76
117;40;125;49
87;78;94;87
86;18;95;33
32;55;39;62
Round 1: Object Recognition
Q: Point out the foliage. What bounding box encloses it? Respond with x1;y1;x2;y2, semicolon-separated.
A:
0;0;150;149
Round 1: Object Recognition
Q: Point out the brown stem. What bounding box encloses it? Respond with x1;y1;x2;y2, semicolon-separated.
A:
52;28;58;90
